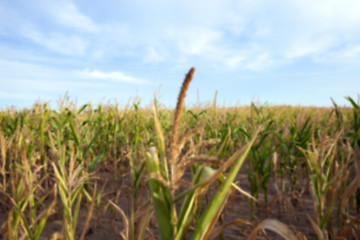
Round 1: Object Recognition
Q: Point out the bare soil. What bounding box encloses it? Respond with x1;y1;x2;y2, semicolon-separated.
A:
0;163;357;239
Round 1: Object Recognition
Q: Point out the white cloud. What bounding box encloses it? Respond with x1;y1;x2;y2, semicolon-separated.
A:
171;27;222;55
1;0;360;109
244;53;272;71
143;47;167;63
31;0;99;33
286;36;337;59
50;1;98;33
0;59;64;80
0;60;104;94
0;0;98;34
77;69;147;84
9;79;104;92
223;56;246;69
277;0;360;60
20;25;89;55
340;45;360;59
0;92;37;100
168;0;360;70
293;0;360;30
315;44;360;66
2;0;360;72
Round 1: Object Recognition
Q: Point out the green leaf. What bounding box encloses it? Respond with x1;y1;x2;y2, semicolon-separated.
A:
33;197;56;239
192;129;259;240
77;104;88;114
89;153;104;173
82;132;99;160
146;150;172;240
68;120;80;147
72;194;82;234
152;100;168;180
345;96;359;109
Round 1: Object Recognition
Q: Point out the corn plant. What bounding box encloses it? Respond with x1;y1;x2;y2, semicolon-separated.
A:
48;105;93;240
300;129;345;237
145;68;259;240
344;96;360;213
52;151;87;240
345;96;360;148
280;114;312;194
2;73;360;239
239;105;278;217
0;129;56;240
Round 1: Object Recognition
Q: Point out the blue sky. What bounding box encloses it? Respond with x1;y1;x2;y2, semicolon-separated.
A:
1;0;360;109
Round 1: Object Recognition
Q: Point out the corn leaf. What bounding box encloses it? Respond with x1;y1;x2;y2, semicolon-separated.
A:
192;129;259;240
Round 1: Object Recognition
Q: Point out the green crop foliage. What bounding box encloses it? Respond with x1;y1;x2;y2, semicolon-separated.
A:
0;86;359;239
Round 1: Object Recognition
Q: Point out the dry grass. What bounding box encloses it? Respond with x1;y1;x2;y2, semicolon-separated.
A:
0;70;359;239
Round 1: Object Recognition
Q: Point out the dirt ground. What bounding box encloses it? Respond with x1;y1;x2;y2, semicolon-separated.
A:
0;163;357;240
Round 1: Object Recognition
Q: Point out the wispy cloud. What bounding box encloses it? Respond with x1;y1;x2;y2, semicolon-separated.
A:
4;0;359;70
315;43;360;66
143;46;167;64
0;92;37;100
172;27;222;55
77;69;148;84
44;0;99;33
0;0;359;108
244;53;272;71
10;79;104;91
20;25;89;55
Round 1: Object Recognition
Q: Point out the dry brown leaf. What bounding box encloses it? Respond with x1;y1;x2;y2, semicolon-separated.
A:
248;219;298;240
307;214;324;240
209;218;254;240
109;200;129;240
341;174;360;211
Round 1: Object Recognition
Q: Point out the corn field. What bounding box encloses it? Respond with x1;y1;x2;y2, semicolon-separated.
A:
0;68;360;239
